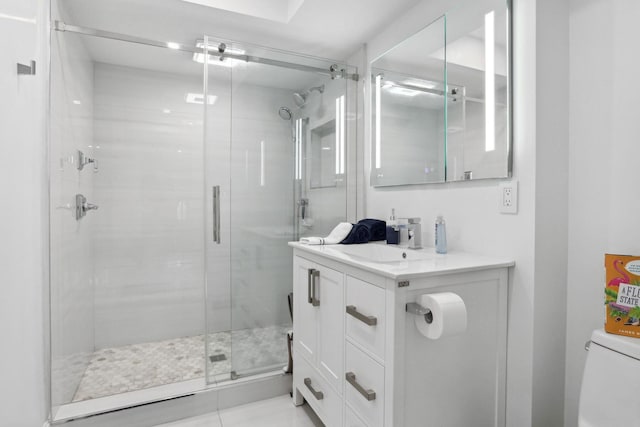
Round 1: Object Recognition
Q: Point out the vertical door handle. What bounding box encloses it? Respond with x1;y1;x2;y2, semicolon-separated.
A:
311;269;320;306
307;269;320;306
212;186;220;244
307;268;315;304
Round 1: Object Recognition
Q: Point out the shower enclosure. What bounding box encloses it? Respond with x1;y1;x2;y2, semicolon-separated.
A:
49;12;357;421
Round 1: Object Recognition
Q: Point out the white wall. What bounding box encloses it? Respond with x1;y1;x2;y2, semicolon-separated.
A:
564;0;640;425
532;0;569;425
0;0;49;425
359;0;568;426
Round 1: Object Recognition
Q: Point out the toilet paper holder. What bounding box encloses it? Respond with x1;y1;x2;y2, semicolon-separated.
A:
406;302;433;324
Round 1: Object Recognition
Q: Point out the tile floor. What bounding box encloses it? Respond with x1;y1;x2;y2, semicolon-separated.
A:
155;395;324;427
73;325;291;402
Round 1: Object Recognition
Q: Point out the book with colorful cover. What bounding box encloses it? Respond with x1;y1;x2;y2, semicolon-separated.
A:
605;254;640;338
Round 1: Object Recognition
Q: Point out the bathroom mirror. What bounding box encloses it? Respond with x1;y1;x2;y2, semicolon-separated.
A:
370;0;512;186
371;16;447;186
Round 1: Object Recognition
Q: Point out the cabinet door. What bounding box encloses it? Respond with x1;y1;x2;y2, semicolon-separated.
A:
294;257;318;365
317;264;344;392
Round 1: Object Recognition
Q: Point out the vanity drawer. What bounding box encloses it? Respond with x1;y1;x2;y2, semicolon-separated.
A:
295;355;342;427
345;342;385;427
345;405;368;427
346;275;386;360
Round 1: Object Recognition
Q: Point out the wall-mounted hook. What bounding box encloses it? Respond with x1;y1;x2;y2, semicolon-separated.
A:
17;60;36;75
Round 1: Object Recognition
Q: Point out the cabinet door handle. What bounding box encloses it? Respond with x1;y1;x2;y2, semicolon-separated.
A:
346;372;376;401
346;305;377;326
304;377;324;400
311;269;320;306
307;269;314;304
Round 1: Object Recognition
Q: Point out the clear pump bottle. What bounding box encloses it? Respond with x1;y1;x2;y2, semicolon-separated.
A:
435;215;447;254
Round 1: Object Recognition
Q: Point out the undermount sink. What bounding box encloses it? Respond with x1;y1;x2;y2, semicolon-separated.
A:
328;243;433;263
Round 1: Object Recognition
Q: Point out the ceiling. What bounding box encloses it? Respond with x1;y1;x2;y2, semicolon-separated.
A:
58;0;424;62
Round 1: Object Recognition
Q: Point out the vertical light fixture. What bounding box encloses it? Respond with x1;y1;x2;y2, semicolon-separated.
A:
339;95;345;174
335;95;346;175
335;97;340;174
260;141;265;186
295;119;302;180
375;74;382;168
485;10;495;152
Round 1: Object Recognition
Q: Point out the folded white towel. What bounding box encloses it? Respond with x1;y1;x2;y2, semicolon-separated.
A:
299;222;353;245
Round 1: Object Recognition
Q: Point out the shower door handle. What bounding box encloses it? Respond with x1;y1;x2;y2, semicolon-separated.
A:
212;186;220;244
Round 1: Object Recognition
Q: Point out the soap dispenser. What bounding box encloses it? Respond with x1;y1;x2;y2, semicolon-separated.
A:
386;209;399;244
435;215;447;254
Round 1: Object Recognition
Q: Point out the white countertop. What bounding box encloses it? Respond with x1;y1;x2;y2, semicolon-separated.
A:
289;241;515;281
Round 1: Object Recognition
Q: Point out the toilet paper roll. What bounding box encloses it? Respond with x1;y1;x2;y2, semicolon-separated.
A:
414;292;467;339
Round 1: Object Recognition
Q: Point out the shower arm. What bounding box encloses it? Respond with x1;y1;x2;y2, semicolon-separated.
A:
54;21;359;81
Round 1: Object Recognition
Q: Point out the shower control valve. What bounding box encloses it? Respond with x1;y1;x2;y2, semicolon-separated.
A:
77;150;98;172
75;194;99;220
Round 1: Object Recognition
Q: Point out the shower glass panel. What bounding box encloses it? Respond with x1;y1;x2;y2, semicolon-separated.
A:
49;18;356;418
50;28;208;411
203;36;354;381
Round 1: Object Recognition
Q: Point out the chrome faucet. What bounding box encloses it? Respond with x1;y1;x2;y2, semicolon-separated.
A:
407;217;422;249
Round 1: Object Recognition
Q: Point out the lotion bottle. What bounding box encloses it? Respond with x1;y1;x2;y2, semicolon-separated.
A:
435;215;447;254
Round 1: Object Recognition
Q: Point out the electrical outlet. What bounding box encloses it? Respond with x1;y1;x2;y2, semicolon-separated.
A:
499;181;518;214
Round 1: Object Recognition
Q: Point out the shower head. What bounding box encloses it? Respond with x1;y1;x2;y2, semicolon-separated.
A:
278;106;292;120
293;85;325;107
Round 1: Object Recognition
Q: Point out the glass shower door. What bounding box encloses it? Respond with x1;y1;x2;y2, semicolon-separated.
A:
202;36;233;384
202;38;354;379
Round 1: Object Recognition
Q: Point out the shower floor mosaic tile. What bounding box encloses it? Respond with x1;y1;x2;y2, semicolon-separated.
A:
72;325;290;402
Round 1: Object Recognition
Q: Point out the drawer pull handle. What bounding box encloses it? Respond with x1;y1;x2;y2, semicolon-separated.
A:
346;305;377;326
346;372;376;401
304;377;324;400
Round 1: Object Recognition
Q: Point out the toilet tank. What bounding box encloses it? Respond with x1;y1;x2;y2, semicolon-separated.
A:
578;329;640;427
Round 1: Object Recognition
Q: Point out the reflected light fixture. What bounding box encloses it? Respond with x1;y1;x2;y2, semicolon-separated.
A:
386;86;419;97
185;93;217;105
402;79;436;90
335;95;345;174
167;42;181;50
485;10;495;152
375;74;382;169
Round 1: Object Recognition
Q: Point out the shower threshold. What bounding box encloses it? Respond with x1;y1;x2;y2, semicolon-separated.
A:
52;370;289;424
51;325;291;424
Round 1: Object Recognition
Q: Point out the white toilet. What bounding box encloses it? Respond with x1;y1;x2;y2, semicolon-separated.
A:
578;329;640;426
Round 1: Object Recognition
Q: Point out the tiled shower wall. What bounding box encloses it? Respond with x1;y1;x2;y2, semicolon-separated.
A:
92;62;298;347
92;63;206;348
298;76;351;237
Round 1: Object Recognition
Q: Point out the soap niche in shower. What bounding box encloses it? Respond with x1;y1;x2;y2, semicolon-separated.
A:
309;119;337;189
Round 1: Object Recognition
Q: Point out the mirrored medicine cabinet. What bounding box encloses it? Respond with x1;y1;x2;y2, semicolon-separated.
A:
370;0;512;186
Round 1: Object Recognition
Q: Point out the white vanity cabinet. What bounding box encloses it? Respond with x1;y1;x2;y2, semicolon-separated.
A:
290;242;513;427
293;256;345;425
